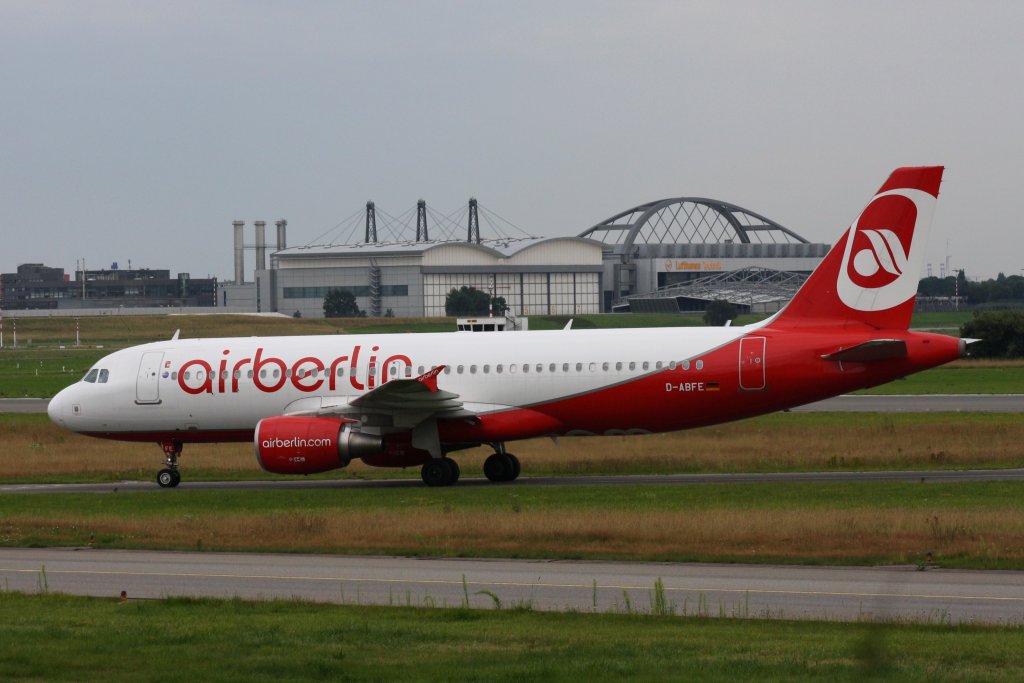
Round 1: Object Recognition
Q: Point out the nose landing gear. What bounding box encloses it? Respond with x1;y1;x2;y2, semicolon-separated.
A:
157;440;183;488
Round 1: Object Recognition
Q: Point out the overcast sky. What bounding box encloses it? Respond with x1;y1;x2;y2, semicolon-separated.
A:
2;1;1021;282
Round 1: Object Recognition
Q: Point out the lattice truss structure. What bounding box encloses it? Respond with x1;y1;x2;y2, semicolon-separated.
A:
630;267;810;307
579;198;809;248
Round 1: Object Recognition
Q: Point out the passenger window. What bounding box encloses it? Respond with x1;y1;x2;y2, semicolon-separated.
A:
536;364;543;373
496;364;503;374
457;365;464;374
183;371;191;380
417;366;424;374
682;360;690;370
522;364;529;373
588;362;596;372
602;362;609;371
696;360;704;370
510;365;517;374
444;367;451;375
172;372;178;380
669;361;677;370
247;370;254;378
470;365;477;374
642;362;649;371
483;364;490;374
615;362;622;371
389;366;397;376
337;367;345;377
562;363;569;372
655;361;663;370
629;362;636;371
272;369;280;378
549;363;556;373
98;369;109;383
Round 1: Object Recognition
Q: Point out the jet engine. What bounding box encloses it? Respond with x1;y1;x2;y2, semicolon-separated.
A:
255;416;383;474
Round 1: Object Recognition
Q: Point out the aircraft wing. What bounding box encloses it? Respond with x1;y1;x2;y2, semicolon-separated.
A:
349;366;463;414
283;366;467;429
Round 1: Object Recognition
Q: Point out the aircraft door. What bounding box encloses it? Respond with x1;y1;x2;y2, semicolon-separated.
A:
136;352;164;404
738;337;766;391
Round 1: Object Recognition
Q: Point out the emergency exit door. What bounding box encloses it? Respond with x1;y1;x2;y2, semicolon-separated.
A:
738;337;766;391
136;352;164;404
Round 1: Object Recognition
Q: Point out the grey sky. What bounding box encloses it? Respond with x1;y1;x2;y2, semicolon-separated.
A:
2;1;1021;281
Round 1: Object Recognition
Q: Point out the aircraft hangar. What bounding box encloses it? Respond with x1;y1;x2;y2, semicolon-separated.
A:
222;196;829;318
578;197;830;313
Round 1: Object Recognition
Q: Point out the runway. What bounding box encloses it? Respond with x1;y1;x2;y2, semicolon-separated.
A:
3;394;1024;415
3;467;1024;495
1;548;1021;624
0;398;50;413
790;394;1024;412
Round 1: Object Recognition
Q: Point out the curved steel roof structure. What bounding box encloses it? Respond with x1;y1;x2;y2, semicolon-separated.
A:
578;197;810;252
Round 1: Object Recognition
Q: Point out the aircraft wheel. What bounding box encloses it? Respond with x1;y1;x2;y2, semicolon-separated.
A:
506;453;521;481
483;453;514;483
421;459;456;487
443;457;461;483
157;468;180;488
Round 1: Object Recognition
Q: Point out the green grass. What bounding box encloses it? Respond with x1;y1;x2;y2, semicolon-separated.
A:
2;481;1021;568
856;365;1024;394
0;592;1021;682
909;311;972;329
3;480;1018;518
0;349;105;398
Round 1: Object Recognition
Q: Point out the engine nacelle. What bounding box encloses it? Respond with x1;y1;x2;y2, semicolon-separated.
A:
255;416;384;475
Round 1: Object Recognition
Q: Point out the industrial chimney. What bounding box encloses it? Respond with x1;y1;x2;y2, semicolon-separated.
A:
255;220;267;271
232;220;245;283
275;219;287;251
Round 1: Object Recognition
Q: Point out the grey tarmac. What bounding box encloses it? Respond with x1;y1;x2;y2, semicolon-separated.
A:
3;467;1024;494
1;548;1022;624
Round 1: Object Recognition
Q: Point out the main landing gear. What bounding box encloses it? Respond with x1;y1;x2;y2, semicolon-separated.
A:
156;440;183;488
483;445;520;483
421;457;461;487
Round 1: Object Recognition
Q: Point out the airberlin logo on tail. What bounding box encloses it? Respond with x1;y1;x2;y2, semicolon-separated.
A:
837;188;935;312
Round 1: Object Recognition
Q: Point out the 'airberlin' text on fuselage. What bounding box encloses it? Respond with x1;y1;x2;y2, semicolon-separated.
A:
176;345;412;395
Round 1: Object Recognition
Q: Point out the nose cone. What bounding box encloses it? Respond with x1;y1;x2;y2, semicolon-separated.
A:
47;387;69;428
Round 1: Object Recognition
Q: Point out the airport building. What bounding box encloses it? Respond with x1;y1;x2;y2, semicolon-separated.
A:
0;263;216;311
223;197;829;318
223;209;605;318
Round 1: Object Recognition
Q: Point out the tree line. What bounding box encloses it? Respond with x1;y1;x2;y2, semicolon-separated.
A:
918;272;1024;308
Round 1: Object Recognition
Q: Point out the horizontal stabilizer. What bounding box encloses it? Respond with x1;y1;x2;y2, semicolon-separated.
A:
821;339;907;362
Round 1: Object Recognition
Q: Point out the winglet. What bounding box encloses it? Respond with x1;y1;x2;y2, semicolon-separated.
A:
171;329;180;341
416;365;445;393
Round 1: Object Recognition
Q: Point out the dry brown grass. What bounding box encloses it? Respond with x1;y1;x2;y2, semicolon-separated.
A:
3;413;1024;480
4;507;1020;565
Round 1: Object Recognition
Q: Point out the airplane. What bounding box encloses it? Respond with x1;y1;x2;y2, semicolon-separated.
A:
48;166;967;488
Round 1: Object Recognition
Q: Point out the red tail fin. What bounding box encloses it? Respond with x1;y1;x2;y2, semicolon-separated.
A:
772;166;943;330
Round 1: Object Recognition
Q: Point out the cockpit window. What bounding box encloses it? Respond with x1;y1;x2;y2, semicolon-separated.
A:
98;369;110;383
83;369;99;383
